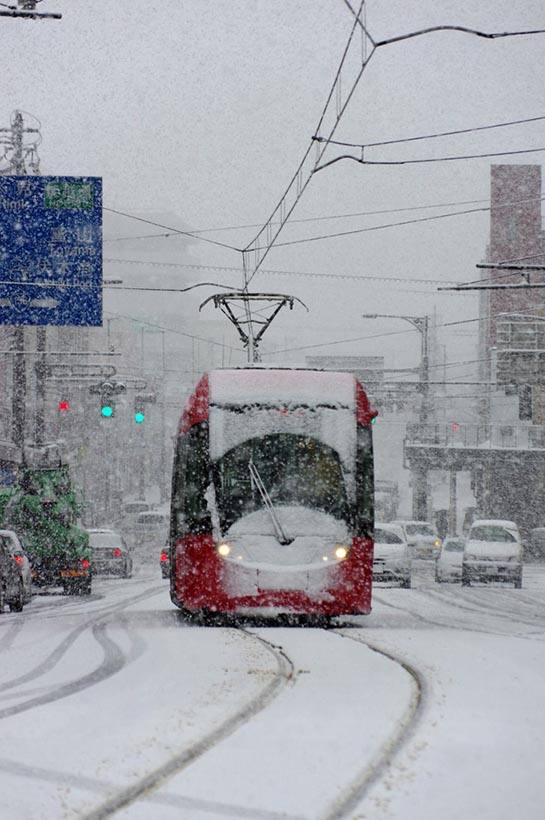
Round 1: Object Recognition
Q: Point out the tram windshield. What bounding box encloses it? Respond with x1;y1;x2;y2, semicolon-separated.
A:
213;434;349;531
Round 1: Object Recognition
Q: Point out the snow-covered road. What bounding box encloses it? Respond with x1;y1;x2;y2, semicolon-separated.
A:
0;563;543;820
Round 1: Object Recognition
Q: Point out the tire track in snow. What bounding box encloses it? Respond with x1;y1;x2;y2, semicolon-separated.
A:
416;587;545;632
444;585;545;622
0;585;162;714
83;626;295;820
0;618;26;653
321;629;426;820
371;590;539;639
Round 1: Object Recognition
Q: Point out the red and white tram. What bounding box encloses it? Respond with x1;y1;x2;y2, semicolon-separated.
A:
169;367;376;619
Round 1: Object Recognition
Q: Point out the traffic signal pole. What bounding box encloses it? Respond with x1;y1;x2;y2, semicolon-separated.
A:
9;113;27;453
413;316;430;522
11;328;26;450
35;327;47;446
6;112;48;451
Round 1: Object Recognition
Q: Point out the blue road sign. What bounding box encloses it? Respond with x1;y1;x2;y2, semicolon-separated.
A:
0;176;102;326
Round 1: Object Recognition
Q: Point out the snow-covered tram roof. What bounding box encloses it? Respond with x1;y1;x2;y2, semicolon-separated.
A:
178;368;376;435
210;368;356;409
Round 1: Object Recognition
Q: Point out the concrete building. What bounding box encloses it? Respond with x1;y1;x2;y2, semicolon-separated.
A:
405;164;545;535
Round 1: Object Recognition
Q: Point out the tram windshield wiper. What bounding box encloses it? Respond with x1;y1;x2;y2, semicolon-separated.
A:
248;460;292;545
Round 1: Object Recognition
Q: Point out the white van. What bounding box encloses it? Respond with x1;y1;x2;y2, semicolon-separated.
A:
133;510;170;552
462;519;522;588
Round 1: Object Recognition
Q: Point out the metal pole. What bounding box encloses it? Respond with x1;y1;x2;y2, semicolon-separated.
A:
413;317;430;521
11;327;26;450
10;114;27;453
159;333;168;503
35;326;46;445
11;111;25;174
448;471;457;534
138;434;146;501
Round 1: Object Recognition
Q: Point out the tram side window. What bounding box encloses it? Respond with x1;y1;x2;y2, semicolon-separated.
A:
172;422;212;536
356;426;374;538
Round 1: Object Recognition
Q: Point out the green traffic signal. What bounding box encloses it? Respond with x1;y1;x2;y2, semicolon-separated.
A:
101;405;114;418
134;411;145;423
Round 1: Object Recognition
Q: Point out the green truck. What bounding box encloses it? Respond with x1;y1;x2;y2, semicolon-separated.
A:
0;463;92;595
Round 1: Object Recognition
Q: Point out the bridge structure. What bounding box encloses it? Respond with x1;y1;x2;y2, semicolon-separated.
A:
404;422;545;533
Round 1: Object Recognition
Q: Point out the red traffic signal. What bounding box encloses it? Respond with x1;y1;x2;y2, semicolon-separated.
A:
59;401;69;412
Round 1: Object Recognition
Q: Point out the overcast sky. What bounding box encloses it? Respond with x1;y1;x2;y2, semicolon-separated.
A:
2;0;544;374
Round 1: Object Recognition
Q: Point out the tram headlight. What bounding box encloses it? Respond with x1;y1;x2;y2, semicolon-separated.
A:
334;546;349;560
217;543;231;557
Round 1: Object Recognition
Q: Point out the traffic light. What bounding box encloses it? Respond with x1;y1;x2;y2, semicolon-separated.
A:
134;393;156;423
89;380;126;418
100;381;116;418
134;398;145;423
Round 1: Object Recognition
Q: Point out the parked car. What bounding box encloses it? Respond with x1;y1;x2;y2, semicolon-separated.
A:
392;520;441;559
159;545;170;579
462;520;522;588
523;528;545;562
435;536;465;583
4;531;33;602
373;523;412;588
87;529;133;578
0;529;27;612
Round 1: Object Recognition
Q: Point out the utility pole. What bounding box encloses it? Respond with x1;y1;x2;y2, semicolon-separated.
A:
35;327;47;445
5;112;48;449
362;313;431;521
9;112;27;452
413;316;431;522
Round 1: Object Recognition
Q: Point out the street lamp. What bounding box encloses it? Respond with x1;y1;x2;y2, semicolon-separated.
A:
361;313;430;419
362;312;431;521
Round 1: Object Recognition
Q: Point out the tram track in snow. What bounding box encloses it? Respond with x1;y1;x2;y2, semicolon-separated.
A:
82;624;295;820
0;584;164;718
319;627;426;820
82;622;427;820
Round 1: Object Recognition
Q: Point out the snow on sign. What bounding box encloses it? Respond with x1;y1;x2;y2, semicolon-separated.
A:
0;176;102;326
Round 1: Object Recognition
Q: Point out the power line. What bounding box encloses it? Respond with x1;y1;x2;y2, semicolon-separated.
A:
271;196;545;249
244;1;373;288
445;260;545;290
103;257;462;287
106;282;237;294
373;24;545;47
102;207;242;253
312;113;545;150
105;311;241;352
102;196;491;242
101;193;544;244
314;146;545;173
103;194;505;243
265;314;501;357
